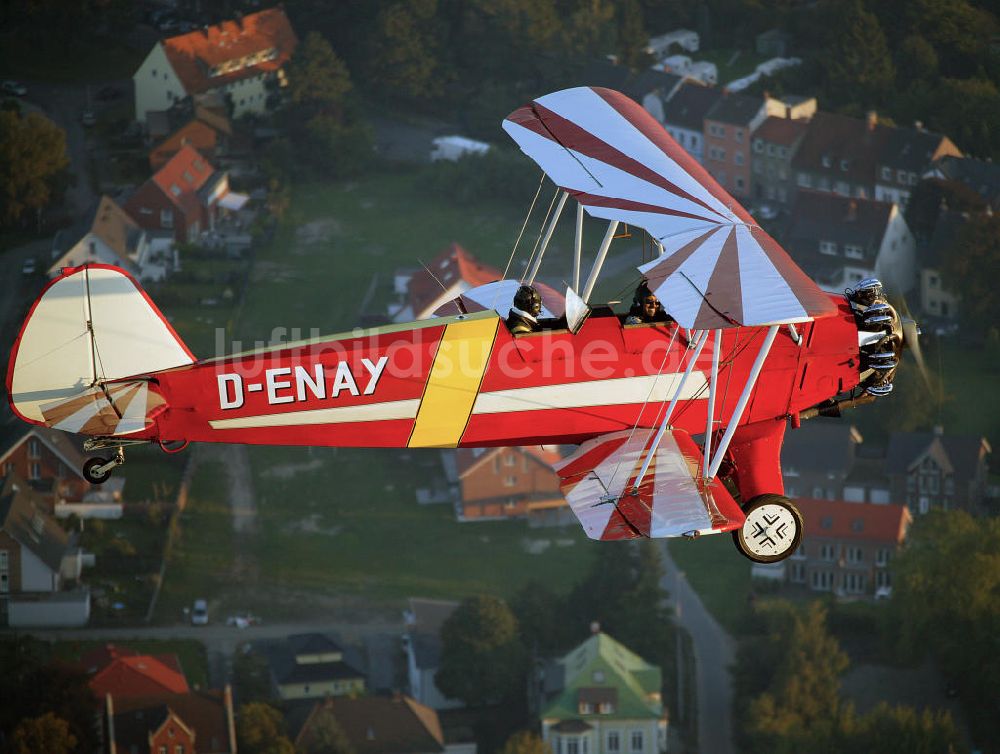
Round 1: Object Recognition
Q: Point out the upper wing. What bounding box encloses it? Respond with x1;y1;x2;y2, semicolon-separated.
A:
554;428;745;541
502;86;837;329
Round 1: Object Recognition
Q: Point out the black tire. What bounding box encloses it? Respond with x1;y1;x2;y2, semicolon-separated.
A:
731;494;803;564
83;457;111;485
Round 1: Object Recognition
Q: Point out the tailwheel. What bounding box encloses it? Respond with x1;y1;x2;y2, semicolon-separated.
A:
82;447;126;485
732;494;803;563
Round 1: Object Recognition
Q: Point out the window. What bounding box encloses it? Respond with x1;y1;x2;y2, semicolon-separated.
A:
844;244;864;259
159;747;167;754
504;454;516;467
835;181;850;195
734;128;744;142
567;739;579;754
753;139;764;153
579;702;593;715
928;273;939;288
847;546;863;564
734;151;744;166
880;166;891;181
822;154;832;168
176;746;185;754
766;144;776;156
607;731;620;752
811;570;834;591
844;572;866;593
820;543;836;561
28;439;40;458
160;209;174;228
797;172;811;188
0;550;8;593
736;177;745;190
630;731;644;752
778;146;788;158
182;170;194;184
876;548;890;567
599;702;614;714
819;240;837;255
876;569;892;589
897;169;907;183
30;463;41;480
152;68;157;77
503;476;516;487
840;158;849;171
791;561;806;583
170;184;182;197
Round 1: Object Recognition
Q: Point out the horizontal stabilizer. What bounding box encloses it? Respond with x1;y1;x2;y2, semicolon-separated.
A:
555;428;744;541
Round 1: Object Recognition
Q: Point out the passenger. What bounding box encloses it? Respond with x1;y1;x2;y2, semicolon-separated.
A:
625;282;670;325
506;284;543;335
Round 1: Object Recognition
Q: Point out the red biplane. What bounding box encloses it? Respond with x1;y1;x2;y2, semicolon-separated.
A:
6;87;918;562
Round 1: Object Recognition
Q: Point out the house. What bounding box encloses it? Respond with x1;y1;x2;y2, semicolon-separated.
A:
287;694;469;754
133;7;297;123
0;473;90;627
652;80;722;163
453;446;568;525
124;145;244;244
884;428;991;514
917;208;966;322
792;110;887;200
262;633;366;701
391;244;501;322
48;196;146;279
89;651;190;700
149;105;233;170
575;59;681;107
0;425;102;505
782;422;865;501
750;115;809;209
924;154;1000;211
403;598;462;710
783;191;916;294
783;498;910;596
687;61;717;86
874;126;961;209
539;631;668;754
646;29;699;58
105;686;237;754
703;93;779;198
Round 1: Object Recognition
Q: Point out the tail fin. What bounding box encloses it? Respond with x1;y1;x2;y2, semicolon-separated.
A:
7;264;194;434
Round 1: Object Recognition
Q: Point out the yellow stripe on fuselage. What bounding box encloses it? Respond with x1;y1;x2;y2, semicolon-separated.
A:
409;316;499;448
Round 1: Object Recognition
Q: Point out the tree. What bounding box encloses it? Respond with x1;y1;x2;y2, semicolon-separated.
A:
941;212;1000;331
286;32;354;120
498;731;553;754
369;0;443;100
850;703;963;754
825;1;895;108
297;705;354;754
895;34;939;85
12;712;77;754
435;595;527;707
237;702;295;754
232;649;273;704
0;110;69;227
617;0;650;69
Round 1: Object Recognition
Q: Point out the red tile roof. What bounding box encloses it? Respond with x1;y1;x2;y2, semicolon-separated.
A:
151;144;215;218
407;243;501;318
111;689;233;754
162;7;298;95
150;120;220;171
79;643;139;674
89;654;190;699
796;498;910;544
456;445;562;478
754;115;809;146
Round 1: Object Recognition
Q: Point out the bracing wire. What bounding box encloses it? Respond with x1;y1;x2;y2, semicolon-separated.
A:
520;186;561;284
502;171;546;282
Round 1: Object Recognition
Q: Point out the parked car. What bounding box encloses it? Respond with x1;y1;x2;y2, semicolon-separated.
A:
21;258;36;276
1;80;27;97
191;599;209;625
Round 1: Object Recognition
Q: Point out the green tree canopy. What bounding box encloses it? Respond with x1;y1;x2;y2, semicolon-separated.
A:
286;31;354;119
0;110;69;227
369;0;443;100
12;712;77;754
435;594;528;707
237;702;295;754
941;212;1000;331
297;705;354;754
826;0;896;108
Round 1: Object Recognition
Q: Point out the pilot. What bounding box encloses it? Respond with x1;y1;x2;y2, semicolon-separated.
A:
625;282;669;324
506;284;543;335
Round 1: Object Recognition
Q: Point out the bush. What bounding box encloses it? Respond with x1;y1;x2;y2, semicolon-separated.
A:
421;147;542;207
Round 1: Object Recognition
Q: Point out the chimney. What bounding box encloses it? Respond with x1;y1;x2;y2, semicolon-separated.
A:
846;200;858;222
866;111;877;131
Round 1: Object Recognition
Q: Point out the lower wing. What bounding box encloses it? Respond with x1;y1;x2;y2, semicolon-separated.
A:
554;428;745;541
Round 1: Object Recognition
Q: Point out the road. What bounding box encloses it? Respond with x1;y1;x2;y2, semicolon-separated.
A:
661;543;737;754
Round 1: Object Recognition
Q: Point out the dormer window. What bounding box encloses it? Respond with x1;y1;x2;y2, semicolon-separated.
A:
170;184;182;197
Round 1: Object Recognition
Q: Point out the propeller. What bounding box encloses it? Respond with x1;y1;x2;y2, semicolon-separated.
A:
896;297;934;393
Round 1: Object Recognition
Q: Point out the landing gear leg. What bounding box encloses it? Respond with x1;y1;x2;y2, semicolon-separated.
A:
82;447;125;485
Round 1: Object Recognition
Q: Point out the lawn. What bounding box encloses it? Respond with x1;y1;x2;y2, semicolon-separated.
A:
50;638;210;689
668;534;754;635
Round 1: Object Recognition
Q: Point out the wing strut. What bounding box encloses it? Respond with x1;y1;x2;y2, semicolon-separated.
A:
705;324;779;478
631;329;710;493
526;190;569;284
582;220;620;301
573;202;584;291
83;266;98;387
702;328;722;478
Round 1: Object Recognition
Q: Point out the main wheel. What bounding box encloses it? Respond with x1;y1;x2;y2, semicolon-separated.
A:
732;494;803;563
83;457;111;485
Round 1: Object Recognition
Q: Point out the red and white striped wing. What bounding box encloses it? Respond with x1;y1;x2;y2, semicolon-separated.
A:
502;86;836;329
554;428;744;541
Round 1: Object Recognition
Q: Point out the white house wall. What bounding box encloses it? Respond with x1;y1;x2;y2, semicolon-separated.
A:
212;73;271;119
874;206;916;295
19;544;58;592
49;233;125;277
664;126;703;163
134;43;185;124
9;591;90;628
